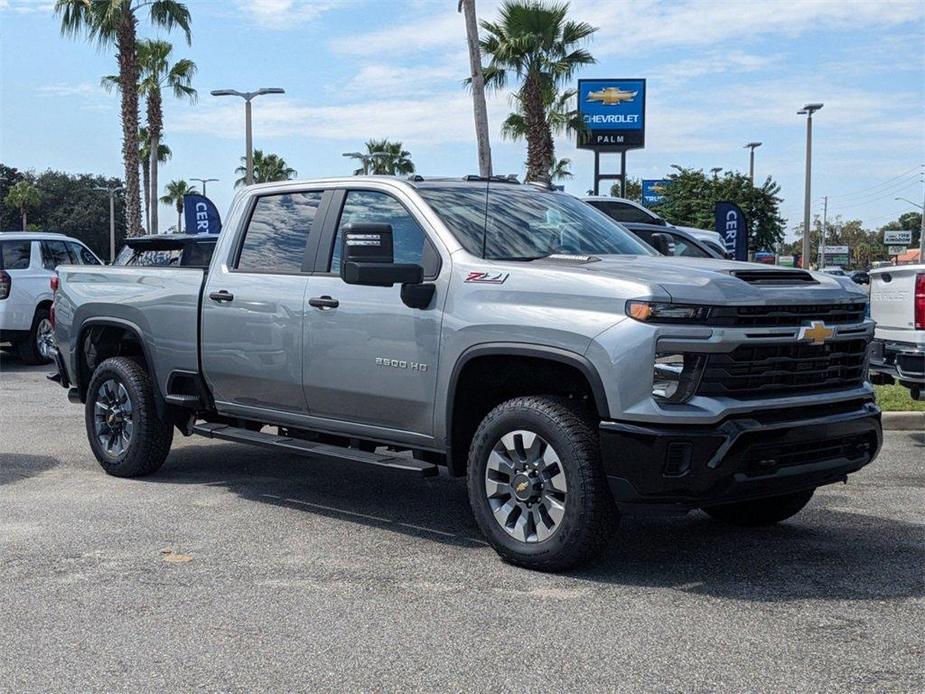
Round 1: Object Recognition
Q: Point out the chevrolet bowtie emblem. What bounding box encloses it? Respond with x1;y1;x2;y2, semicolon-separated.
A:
799;321;835;345
586;87;638;105
515;481;530;493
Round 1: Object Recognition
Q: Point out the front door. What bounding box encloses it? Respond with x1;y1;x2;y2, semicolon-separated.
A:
201;189;327;417
303;188;446;437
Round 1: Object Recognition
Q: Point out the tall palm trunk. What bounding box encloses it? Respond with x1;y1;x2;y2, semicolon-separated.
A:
141;155;150;233
522;71;551;181
176;203;182;233
21;209;27;231
147;89;162;235
460;0;492;177
116;14;142;237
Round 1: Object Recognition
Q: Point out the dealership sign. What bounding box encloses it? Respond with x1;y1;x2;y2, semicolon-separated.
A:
577;79;646;150
884;230;913;244
641;179;668;206
888;245;908;255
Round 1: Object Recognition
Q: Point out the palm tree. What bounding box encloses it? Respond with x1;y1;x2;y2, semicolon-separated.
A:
501;85;583;180
344;139;415;176
550;157;573;181
160;179;196;233
4;180;41;230
137;39;196;236
138;127;172;233
479;0;596;181
234;150;296;187
55;0;191;237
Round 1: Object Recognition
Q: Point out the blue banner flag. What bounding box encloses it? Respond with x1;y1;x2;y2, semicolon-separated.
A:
641;179;669;207
183;194;222;235
714;201;749;261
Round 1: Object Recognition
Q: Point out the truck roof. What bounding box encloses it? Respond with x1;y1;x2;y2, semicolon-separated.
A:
0;231;77;241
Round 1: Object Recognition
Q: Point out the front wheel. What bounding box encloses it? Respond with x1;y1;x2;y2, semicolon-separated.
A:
17;308;54;365
85;357;173;477
467;396;617;572
702;489;815;526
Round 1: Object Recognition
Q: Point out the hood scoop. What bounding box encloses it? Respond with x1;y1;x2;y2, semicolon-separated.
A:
729;269;818;285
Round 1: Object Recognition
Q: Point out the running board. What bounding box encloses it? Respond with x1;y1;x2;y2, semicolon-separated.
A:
191;422;439;477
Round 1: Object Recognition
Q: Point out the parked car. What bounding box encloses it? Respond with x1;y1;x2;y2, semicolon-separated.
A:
0;231;101;363
51;176;881;571
849;270;870;285
583;196;728;257
619;222;724;258
868;263;924;400
113;233;218;268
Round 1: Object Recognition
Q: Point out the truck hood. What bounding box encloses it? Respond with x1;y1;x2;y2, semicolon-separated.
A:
533;255;867;305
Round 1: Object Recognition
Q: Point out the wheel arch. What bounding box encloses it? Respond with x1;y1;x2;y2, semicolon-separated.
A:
444;343;610;477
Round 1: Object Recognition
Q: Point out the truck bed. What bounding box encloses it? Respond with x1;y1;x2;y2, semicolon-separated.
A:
54;265;206;400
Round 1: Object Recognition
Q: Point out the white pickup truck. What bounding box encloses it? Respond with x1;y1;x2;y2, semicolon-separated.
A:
869;263;925;400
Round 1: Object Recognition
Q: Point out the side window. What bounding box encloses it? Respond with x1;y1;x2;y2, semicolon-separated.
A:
668;234;710;258
330;190;429;272
68;242;100;265
41;241;72;270
0;241;32;270
595;201;657;224
236;191;324;273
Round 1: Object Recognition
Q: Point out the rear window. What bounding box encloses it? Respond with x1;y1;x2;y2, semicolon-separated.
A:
589;201;661;225
236;191;323;273
0;240;31;270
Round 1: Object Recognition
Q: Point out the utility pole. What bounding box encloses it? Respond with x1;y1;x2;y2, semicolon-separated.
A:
93;185;124;262
820;195;828;268
799;103;823;269
744;142;762;183
459;0;492;178
191;178;219;197
211;88;286;186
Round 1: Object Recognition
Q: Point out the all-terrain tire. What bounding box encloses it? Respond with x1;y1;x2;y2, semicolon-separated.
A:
702;489;815;526
467;396;618;572
85;357;173;477
16;307;53;365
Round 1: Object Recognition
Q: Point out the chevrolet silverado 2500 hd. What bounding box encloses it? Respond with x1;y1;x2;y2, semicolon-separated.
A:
51;177;882;571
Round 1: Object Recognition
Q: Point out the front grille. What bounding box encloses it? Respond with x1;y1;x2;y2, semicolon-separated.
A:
733;433;876;476
697;338;868;398
707;303;867;327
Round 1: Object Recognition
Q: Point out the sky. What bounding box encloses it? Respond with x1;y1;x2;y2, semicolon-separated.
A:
1;0;923;237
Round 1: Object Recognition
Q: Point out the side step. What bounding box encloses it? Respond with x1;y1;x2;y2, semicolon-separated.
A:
191;422;439;477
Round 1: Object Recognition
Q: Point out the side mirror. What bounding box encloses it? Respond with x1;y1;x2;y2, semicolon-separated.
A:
340;222;424;287
649;232;674;256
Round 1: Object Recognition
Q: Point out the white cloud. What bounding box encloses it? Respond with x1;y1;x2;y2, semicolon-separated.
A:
36;82;106;98
0;0;54;12
233;0;343;30
331;10;467;55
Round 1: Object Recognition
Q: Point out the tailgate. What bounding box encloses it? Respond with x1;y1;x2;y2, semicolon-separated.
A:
870;264;923;343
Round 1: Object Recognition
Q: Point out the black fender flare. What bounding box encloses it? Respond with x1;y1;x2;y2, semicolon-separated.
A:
444;343;610;476
76;317;166;418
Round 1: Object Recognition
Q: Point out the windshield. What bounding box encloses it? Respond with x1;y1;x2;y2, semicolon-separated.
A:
417;184;654;260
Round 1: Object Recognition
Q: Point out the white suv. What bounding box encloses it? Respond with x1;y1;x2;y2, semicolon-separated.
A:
0;232;102;364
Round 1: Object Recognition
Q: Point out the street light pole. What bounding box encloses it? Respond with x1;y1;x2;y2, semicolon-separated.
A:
744;142;762;183
93;185;124;262
210;88;285;186
191;178;219;197
799;103;823;269
820;195;828;268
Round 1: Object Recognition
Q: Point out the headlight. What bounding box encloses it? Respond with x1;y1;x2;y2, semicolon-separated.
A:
653;352;706;403
627;300;710;323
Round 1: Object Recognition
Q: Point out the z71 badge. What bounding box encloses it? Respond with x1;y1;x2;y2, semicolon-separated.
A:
465;271;509;284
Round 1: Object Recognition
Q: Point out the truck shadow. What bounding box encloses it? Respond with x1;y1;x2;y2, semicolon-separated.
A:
152;441;924;603
0;349;50;373
0;454;59;486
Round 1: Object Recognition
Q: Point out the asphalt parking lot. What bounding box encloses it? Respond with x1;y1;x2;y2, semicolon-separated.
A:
1;352;923;692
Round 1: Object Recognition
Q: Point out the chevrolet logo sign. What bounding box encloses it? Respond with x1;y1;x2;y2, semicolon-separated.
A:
798;321;835;345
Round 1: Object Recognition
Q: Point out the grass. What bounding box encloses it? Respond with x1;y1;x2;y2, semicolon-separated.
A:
874;384;925;412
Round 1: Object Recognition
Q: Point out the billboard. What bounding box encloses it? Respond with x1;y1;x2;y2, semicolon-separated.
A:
884;230;913;244
577;79;646;150
641;179;669;206
888;245;908;255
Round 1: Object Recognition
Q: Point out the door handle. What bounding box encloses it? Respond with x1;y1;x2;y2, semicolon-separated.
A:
209;290;234;303
308;295;339;309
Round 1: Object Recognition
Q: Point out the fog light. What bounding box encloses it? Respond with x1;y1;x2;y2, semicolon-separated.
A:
653;352;705;404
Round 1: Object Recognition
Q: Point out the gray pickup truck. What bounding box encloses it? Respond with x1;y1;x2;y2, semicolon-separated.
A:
51;176;882;571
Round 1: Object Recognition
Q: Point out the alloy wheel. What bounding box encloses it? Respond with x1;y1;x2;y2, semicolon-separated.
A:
484;429;568;543
36;318;55;361
94;379;134;458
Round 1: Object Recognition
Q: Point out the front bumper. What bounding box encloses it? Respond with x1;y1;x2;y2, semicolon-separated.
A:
600;399;882;508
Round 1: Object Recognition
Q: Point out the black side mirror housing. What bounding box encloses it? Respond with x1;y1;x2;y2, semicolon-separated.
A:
649;232;674;256
339;222;427;289
343;261;423;287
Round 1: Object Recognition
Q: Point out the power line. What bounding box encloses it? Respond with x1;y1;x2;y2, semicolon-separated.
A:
823;164;923;201
830;179;922;211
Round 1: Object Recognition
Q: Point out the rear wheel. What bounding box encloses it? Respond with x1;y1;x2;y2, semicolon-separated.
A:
17;308;54;365
85;357;173;477
702;489;815;526
467;396;617;572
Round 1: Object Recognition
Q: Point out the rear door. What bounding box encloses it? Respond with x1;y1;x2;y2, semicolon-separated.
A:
201;188;331;417
302;187;447;438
